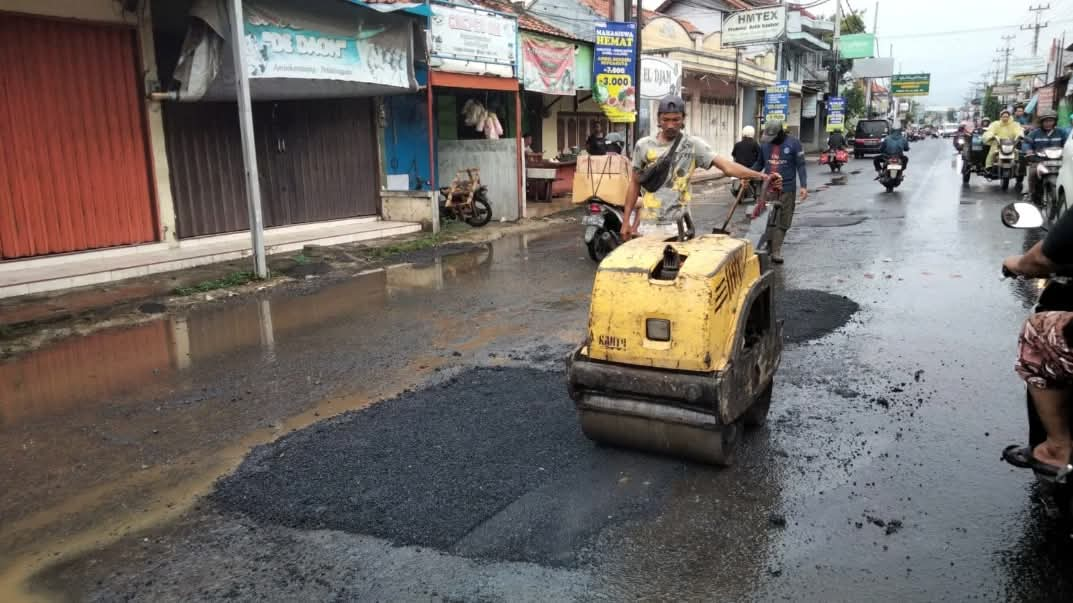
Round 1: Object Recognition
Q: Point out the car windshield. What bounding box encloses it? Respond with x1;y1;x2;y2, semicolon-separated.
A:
856;121;887;137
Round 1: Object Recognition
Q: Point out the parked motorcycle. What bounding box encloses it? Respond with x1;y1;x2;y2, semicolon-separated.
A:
582;198;624;262
730;176;760;202
438;168;493;227
819;147;849;172
877;155;905;192
1027;146;1067;222
1000;201;1073;528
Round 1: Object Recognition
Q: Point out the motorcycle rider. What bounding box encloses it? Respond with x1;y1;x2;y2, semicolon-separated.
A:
1021;110;1068;204
732;125;761;168
873;125;909;173
827;126;847;151
982;110;1024;174
1014;104;1031;127
1002;210;1073;475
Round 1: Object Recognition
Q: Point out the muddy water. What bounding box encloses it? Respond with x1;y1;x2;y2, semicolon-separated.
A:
0;233;592;600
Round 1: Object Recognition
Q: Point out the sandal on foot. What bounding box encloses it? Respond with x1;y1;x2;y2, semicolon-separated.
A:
1002;444;1071;477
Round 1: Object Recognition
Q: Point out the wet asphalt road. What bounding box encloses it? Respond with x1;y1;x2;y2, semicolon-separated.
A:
5;138;1073;601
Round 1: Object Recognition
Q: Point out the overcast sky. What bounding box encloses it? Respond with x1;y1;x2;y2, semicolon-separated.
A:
644;0;1073;106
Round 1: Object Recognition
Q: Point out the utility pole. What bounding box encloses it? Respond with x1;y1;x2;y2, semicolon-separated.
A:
864;1;878;118
226;0;268;279
999;34;1016;82
1022;4;1050;56
829;0;841;97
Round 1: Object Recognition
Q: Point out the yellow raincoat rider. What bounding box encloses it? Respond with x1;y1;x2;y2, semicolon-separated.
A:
981;109;1024;170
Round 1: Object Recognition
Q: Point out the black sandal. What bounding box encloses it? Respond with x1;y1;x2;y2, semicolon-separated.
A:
1002;444;1071;478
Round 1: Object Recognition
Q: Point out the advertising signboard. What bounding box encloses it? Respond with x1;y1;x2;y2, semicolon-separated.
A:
593;21;637;123
721;6;786;48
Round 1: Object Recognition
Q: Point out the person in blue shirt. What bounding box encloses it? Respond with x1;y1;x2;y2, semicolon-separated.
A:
1021;110;1068;204
753;121;807;264
1014;105;1032;127
874;127;910;173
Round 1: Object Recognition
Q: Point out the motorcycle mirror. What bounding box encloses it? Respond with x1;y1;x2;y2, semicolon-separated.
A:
1001;202;1045;229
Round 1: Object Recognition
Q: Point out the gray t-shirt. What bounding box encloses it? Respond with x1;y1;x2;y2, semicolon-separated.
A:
632;134;717;223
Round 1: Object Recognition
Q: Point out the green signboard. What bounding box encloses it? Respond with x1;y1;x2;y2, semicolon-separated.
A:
892;73;930;97
839;33;875;60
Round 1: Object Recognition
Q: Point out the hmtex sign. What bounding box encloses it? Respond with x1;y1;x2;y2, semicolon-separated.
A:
721;6;786;48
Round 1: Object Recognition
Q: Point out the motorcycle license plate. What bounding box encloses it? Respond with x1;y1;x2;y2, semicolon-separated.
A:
582;215;605;227
584;225;598;243
887;164;902;171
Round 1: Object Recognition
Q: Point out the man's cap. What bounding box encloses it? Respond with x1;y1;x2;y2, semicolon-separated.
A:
760;120;784;143
1038;109;1057;122
658;95;686;114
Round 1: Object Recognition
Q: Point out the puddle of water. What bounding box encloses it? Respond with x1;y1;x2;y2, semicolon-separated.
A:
0;241;514;601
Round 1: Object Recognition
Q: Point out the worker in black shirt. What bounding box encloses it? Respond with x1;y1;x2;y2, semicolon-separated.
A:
732;125;760;167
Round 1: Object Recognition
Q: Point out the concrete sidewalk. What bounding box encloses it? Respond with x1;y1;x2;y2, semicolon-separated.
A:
0;217;421;300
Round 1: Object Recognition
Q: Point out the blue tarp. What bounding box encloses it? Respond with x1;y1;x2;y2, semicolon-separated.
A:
1026;94;1039;115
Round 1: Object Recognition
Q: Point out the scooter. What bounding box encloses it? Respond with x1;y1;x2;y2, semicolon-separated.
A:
819;147;849;172
1025;147;1066;222
999;201;1073;527
582;198;624;262
730;176;759;202
994;138;1020;192
877;155;905;192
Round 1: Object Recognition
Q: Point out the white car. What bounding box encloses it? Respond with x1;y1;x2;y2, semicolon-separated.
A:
1051;133;1073;220
941;123;960;138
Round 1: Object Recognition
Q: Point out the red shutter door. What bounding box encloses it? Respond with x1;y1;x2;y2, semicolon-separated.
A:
0;14;157;259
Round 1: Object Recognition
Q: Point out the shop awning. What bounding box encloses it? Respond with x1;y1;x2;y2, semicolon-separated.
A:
343;0;433;17
171;0;420;101
430;71;519;91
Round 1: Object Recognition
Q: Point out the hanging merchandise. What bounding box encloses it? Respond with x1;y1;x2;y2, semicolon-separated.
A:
462;98;505;139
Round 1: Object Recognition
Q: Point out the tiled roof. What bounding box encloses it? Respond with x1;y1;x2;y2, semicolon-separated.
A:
573;0;702;34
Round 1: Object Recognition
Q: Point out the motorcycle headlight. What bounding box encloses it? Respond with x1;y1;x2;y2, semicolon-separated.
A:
1001;144;1014;153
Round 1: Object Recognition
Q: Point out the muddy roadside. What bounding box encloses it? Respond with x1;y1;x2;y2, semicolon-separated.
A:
0;214;580;359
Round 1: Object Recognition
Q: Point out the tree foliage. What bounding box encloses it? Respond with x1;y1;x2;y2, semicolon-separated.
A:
843;83;866;119
982;88;1001;121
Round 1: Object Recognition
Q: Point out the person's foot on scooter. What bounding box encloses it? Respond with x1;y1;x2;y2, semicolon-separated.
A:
1034;439;1073;468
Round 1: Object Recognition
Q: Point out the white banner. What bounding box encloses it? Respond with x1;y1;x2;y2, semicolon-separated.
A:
852;57;894;78
430;3;517;68
1009;56;1047;77
721;6;786;48
640;57;682;99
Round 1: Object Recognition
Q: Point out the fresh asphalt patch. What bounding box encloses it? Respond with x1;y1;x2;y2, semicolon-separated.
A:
779;289;860;344
210;290;857;567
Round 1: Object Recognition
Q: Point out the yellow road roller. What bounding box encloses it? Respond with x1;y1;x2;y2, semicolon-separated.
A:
566;227;782;466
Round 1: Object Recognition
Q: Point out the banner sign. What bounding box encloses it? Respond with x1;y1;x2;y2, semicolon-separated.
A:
429;3;517;67
243;2;411;88
992;83;1019;96
593;21;637;123
826;96;845;132
763;80;790;123
853;57;894;78
891;73;930;97
721;6;786;48
521;33;576;95
640;56;682;99
1010;56;1047;77
839;33;875;60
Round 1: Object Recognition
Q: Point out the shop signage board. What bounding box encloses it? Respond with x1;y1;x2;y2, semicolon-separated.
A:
593;21;637;123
